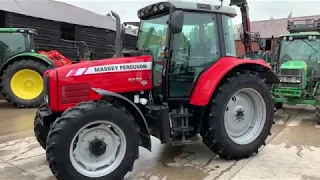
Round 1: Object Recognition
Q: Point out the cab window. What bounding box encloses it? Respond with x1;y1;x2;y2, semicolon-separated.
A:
168;12;220;98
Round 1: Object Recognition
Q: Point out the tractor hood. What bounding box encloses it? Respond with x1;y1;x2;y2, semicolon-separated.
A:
55;55;153;78
45;55;154;111
280;60;307;70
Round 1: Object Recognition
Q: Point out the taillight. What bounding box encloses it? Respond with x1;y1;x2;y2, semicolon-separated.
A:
43;75;50;105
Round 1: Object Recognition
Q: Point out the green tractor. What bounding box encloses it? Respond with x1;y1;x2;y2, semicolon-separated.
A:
272;19;320;122
0;28;53;108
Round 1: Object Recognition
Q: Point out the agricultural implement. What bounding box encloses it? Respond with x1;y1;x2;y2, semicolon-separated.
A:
34;0;279;179
271;18;320;123
39;40;93;65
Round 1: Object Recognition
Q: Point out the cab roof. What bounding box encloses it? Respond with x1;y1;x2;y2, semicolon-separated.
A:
169;0;237;16
0;28;37;34
280;32;320;38
139;0;237;17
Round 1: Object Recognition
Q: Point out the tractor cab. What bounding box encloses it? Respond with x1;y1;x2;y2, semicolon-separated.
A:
0;28;37;62
128;1;237;100
272;18;320;108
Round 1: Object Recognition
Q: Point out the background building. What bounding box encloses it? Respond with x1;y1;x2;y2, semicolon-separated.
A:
0;0;138;60
234;14;320;57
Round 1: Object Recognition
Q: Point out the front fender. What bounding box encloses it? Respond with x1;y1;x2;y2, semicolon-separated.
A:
91;88;151;151
190;57;279;106
1;52;54;72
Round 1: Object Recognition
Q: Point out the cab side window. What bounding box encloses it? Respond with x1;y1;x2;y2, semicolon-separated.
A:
168;12;220;98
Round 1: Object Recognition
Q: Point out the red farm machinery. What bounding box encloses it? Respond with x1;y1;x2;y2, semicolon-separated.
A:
34;0;279;179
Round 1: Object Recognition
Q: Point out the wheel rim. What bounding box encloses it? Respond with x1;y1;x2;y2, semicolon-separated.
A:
10;69;43;100
224;88;266;145
70;120;127;178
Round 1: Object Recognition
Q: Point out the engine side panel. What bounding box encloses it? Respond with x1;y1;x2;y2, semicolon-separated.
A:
54;56;153;111
190;56;272;106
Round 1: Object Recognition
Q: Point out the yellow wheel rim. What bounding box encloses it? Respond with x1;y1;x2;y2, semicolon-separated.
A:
10;69;43;100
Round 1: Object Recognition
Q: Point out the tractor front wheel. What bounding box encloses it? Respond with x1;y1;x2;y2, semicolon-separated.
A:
201;71;274;159
274;102;283;110
1;59;48;108
46;100;139;180
34;113;50;150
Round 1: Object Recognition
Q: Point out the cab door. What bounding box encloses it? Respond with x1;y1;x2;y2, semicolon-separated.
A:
165;12;221;100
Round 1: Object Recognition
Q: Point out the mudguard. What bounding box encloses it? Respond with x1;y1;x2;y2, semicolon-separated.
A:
0;52;54;72
190;57;279;106
91;88;152;151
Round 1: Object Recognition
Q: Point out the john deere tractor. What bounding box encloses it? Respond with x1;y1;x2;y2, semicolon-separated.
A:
0;28;53;108
272;19;320;122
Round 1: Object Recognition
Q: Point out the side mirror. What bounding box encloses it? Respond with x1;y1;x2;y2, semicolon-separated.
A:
170;10;184;34
260;39;266;49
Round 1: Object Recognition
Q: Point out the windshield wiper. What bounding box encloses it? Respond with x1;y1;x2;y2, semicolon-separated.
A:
302;39;318;53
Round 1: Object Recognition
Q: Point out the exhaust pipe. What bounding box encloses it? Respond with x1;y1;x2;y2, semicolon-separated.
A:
110;10;122;57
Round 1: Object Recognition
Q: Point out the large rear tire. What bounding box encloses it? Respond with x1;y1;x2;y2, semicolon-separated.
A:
46;100;139;180
0;59;48;108
200;71;274;160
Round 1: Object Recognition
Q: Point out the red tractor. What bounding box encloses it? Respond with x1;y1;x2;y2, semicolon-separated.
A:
34;0;279;179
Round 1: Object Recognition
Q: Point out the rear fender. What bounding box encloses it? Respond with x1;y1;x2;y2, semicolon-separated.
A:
91;88;151;151
0;52;54;74
190;57;279;106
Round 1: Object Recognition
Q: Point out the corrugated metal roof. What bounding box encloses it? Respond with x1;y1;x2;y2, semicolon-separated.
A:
235;14;320;40
0;0;116;31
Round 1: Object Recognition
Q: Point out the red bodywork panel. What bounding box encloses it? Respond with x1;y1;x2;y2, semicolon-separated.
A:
48;55;153;112
189;56;271;106
47;55;271;111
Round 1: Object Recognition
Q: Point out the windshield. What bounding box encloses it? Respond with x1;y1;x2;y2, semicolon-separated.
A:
278;38;320;63
137;14;169;57
0;33;27;61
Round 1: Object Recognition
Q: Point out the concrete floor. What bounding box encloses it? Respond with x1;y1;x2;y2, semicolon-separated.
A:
0;101;319;180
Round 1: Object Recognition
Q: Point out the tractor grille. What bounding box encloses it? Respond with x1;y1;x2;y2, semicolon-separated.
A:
279;69;302;76
279;83;300;88
279;69;302;88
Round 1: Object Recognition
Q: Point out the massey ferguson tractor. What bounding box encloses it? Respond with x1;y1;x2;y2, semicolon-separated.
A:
34;0;279;179
271;18;320;123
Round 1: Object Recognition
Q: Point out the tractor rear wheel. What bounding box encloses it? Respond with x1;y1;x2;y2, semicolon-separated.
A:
0;59;48;108
46;100;139;180
201;71;274;160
